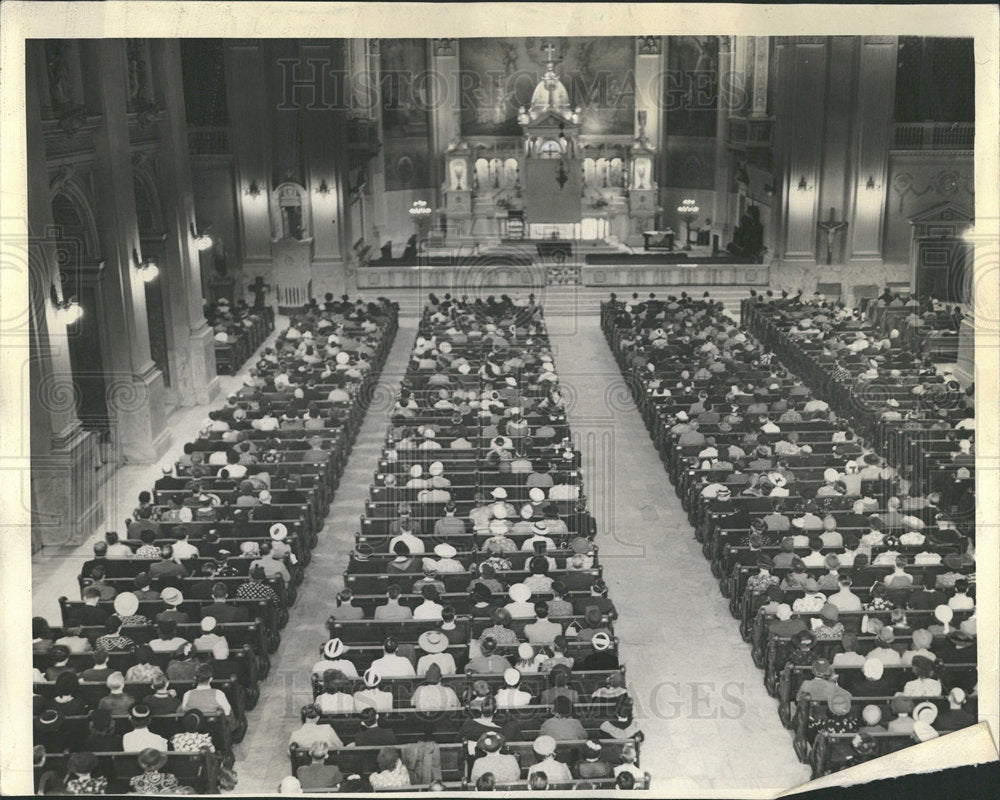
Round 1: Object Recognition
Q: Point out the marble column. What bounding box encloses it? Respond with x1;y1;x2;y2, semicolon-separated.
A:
26;42;103;548
368;39;389;263
299;40;349;298
711;36;734;245
150;39;219;407
634;37;667;193
225;43;273;274
848;36;898;263
777;37;827;261
428;39;460;208
87;39;171;464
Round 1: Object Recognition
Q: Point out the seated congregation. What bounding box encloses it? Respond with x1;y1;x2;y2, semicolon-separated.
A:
280;294;649;793
602;287;977;779
31;296;400;794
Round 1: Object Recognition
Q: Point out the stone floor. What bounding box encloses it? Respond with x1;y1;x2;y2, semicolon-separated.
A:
31;306;814;796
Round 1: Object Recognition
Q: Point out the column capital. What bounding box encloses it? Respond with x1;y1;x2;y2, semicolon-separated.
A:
637;36;662;56
432;39;456;58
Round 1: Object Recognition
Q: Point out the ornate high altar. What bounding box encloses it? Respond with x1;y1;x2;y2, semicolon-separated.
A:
442;47;659;244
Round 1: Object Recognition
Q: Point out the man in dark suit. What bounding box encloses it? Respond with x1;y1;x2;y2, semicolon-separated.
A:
155;464;187;492
202;583;250;623
72;587;110;626
353;707;398;747
79;542;108;581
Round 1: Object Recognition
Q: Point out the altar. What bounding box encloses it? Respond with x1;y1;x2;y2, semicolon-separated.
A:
440;45;660;246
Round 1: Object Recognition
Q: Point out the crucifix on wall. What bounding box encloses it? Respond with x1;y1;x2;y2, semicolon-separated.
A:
817;207;848;265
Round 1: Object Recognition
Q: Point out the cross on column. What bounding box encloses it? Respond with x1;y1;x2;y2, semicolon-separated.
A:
544;43;556;64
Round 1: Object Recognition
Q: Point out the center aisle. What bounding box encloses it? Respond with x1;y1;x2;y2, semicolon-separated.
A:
231;321;418;793
544;314;811;795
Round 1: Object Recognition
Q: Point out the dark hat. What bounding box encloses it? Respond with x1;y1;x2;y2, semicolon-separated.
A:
36;709;63;730
472;583;492;602
911;655;935;676
793;630;816;648
492;608;512;626
137;748;168;771
811;658;834;678
757;555;774;569
67;751;98;775
947;630;974;646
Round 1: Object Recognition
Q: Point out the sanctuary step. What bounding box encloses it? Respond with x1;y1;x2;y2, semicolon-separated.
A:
360;285;748;318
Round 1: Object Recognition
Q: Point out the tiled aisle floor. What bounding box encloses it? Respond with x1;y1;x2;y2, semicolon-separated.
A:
543;314;811;796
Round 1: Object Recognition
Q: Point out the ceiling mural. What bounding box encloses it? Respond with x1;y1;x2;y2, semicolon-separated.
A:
380;38;432;190
459;37;635;137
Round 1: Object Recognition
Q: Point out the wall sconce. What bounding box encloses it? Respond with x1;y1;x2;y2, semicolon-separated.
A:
244;180;262;197
132;247;159;283
316;179;331;195
50;284;83;324
865;175;879;191
190;222;213;252
797;175;812;192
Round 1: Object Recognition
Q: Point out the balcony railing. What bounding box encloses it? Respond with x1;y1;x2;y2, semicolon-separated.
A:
892;122;974;150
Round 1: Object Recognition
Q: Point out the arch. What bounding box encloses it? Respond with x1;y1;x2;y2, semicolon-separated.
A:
48;171;100;261
271;180;312;241
132;158;165;238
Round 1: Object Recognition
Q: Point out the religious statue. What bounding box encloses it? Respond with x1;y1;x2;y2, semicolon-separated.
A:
727;205;765;261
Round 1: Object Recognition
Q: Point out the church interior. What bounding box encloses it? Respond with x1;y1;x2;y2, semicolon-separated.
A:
23;35;984;794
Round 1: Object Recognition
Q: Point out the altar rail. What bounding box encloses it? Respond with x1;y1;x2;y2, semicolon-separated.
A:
355;260;770;290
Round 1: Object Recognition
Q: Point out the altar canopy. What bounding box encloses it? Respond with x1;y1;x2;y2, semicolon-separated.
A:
524;158;582;223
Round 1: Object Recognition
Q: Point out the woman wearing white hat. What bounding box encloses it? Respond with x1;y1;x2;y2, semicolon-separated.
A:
415;630;457;677
192;616;230;660
311;638;357;679
503;583;536;619
432;543;464;573
527;734;572;782
494;668;532;708
520;521;555;552
352;668;393;713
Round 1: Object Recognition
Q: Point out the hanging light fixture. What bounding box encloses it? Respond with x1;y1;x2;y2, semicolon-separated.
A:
190;222;213;252
244;179;262;197
316;178;331;195
132;247;159;282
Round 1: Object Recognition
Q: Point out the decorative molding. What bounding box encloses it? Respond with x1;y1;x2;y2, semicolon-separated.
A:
891;169;974;213
863;35;897;45
432;38;455;57
718;35;732;55
49;164;76;194
637;36;661;56
794;36;827;46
